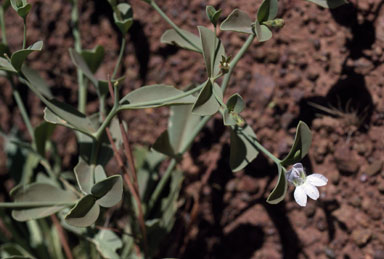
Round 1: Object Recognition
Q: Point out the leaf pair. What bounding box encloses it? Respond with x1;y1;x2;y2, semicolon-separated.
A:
0;41;43;73
220;0;278;42
10;0;31;18
267;121;312;204
112;3;133;35
223;94;245;126
66;161;123;227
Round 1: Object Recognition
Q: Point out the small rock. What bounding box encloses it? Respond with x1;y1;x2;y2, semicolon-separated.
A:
349;196;362;208
333;144;360;175
329;170;340;185
333;205;356;230
366;161;383;176
351;229;372;247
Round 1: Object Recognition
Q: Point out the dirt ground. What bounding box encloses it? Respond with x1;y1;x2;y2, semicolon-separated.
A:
1;0;384;258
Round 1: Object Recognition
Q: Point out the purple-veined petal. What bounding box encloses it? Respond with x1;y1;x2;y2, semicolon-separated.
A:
303;183;319;200
307;174;328;187
294;185;307;207
292;163;304;171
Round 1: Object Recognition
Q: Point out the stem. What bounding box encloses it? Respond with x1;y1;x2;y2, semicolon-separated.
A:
221;34;255;93
0;6;7;44
71;0;87;113
51;215;73;259
9;76;34;140
239;131;281;165
22;18;26;49
94;83;205;140
112;37;126;80
0;201;75;208
151;1;200;52
148;36;256;211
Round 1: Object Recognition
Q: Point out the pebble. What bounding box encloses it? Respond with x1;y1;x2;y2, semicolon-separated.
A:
351;229;372;247
366;161;383;177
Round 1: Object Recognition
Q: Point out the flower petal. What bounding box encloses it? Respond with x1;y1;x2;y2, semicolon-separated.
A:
292;163;304;171
294;185;307;207
307;174;328;187
303;183;319;200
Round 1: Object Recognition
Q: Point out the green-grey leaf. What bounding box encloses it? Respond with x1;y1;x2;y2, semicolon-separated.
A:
198;26;226;77
11;41;43;71
306;0;347;8
74;160;106;194
34;121;55;156
20;66;52;98
160;29;202;53
223;108;236;126
257;0;278;23
81;45;105;74
254;21;272;42
229;125;259;172
92;230;123;259
152;104;201;157
10;0;31;18
280;121;312;167
119;84;196;107
192;80;220;116
22;67;96;136
113;3;133;34
206;6;222;26
266;163;287;204
11;183;77;221
227;93;245;113
92;175;123;208
0;57;17;73
220;9;253;34
69;48;98;87
65;195;100;227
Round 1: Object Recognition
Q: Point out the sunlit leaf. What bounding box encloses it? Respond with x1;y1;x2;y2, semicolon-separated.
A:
10;183;77;221
160;29;202;53
254;21;272;42
192;80;220;116
306;0;347;8
120;84;196;108
11;41;43;71
0;57;17;73
113;3;133;35
65;195;100;227
229;125;259;172
198;26;226;77
280;121;312;167
74;160;106;194
257;0;278;23
266;163;287;204
91;175;123;208
220;9;253;34
206;5;222;26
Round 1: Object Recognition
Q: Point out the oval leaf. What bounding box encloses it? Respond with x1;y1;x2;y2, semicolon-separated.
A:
152;104;201;157
81;45;105;74
20;66;52;98
65;195;100;227
91;175;123;207
160;29;202;53
11;183;77;221
227;93;245;113
229;125;259;172
11;41;43;71
192;80;220;116
69;48;98;87
280;121;312;167
198;26;226;77
257;0;278;23
266;163;287;204
113;3;133;34
220;9;253;34
306;0;347;8
254;22;272;42
74;160;106;194
119;84;196;107
0;57;17;73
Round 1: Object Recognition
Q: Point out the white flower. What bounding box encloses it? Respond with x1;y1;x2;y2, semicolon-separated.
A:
286;163;328;207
